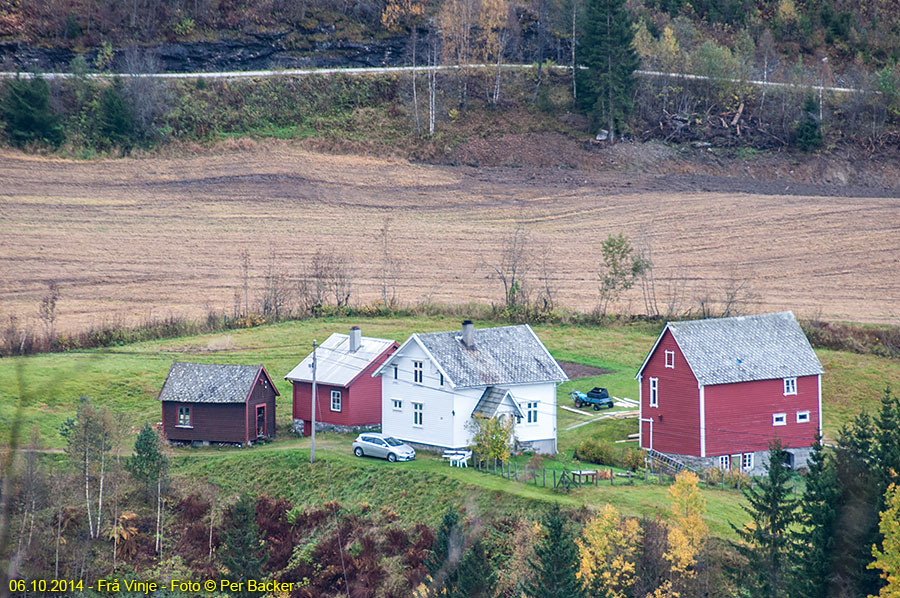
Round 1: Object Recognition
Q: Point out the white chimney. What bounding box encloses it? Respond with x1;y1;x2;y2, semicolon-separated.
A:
461;320;475;348
349;326;362;352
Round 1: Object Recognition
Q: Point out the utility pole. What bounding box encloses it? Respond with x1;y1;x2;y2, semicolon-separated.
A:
310;339;317;464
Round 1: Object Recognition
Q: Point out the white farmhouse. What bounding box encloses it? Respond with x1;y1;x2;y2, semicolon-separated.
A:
372;321;568;454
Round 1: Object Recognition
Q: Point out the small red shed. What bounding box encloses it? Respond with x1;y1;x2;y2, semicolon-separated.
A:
285;327;397;436
635;311;824;474
158;362;278;445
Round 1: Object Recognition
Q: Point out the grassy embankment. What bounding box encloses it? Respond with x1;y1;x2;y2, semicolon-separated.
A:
3;315;899;538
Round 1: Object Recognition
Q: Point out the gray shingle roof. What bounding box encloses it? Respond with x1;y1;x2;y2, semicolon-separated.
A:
472;386;525;418
415;324;568;388
157;362;268;404
657;311;824;386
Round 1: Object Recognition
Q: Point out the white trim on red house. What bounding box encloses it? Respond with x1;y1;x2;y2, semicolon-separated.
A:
797;410;810;423
783;377;798;396
665;350;675;368
638;374;643;448
699;384;706;457
773;413;787;426
817;374;823;439
649;377;659;407
634;326;701;382
635;326;671;379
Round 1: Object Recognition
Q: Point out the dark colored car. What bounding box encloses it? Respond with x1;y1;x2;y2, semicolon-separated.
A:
569;387;615;410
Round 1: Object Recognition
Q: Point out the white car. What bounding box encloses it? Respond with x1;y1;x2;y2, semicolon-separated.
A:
352;433;416;462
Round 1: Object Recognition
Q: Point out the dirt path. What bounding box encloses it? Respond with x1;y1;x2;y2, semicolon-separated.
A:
1;145;898;331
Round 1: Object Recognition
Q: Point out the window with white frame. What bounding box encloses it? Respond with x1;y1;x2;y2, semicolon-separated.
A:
330;390;342;412
665;350;675;368
742;453;754;471
527;402;538;424
718;455;730;470
413;361;423;384
392;399;402;410
784;377;797;396
392;365;398;379
649;378;659;407
796;410;810;423
413;402;423;426
177;406;192;427
773;413;787;426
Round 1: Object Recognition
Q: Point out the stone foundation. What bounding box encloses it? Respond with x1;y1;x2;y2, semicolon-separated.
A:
292;419;379;436
657;446;815;477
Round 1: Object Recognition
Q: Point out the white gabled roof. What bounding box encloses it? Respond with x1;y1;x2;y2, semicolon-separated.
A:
285;333;396;387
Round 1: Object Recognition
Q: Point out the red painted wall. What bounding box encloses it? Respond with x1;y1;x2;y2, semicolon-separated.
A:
162;371;277;444
246;375;277;441
640;329;701;455
704;374;819;456
162;402;247;444
292;344;396;435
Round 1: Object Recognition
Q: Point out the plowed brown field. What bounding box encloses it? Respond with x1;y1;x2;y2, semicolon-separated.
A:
1;145;898;331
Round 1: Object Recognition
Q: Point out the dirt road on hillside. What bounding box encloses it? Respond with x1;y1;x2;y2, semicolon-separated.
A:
1;145;898;331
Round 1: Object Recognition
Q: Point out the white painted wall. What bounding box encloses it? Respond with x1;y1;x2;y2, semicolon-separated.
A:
379;339;559;452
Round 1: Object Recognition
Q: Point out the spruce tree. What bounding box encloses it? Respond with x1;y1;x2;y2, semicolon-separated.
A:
833;411;882;597
731;440;797;598
790;435;838;598
795;94;823;151
875;387;900;503
454;539;495;598
126;422;167;497
219;494;267;596
426;508;461;578
575;0;638;143
522;503;584;598
0;74;64;147
98;78;134;150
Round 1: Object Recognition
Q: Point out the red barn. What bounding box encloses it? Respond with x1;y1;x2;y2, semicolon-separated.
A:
635;311;824;474
158;362;278;446
285;326;397;436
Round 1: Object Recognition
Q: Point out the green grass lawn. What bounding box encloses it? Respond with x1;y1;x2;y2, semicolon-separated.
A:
3;314;899;540
5;315;895;450
171;431;750;538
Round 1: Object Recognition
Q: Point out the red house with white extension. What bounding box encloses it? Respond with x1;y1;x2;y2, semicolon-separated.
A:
285;327;397;436
635;311;824;474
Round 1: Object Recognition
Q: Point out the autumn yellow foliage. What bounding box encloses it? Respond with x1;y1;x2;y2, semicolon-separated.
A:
576;504;641;598
665;470;708;575
870;483;900;598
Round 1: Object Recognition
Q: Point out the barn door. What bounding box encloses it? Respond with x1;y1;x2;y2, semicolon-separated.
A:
256;404;266;437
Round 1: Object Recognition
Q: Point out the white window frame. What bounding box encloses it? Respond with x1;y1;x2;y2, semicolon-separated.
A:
741;453;754;471
413;361;423;384
412;402;423;427
330;390;342;412
784;377;797;396
177;405;192;428
718;455;730;470
773;413;787;426
392;399;402;410
796;410;810;423
649;378;659;407
392;364;398;380
665;350;675;368
527;402;538;424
